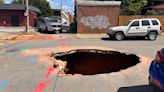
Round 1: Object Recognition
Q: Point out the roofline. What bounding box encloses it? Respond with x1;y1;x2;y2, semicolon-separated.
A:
0;4;41;14
76;0;122;6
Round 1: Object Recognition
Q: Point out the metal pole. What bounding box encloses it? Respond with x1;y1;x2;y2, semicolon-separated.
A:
22;0;24;4
61;0;62;31
25;0;29;33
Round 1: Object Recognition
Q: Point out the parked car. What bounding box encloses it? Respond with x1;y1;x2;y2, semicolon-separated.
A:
37;18;62;33
107;18;162;41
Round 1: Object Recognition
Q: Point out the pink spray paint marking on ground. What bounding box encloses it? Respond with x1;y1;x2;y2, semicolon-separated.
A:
46;67;55;79
33;80;51;92
33;67;55;92
59;40;65;46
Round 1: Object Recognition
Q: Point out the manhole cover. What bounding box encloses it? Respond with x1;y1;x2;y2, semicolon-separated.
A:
53;49;141;75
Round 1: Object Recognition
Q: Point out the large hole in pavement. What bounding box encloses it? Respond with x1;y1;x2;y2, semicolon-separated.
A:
53;49;141;75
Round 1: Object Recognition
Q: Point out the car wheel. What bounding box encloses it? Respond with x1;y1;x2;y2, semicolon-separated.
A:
38;28;41;32
148;32;157;41
115;32;124;41
45;27;48;31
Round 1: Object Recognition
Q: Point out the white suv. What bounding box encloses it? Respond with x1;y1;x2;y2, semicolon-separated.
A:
107;18;162;40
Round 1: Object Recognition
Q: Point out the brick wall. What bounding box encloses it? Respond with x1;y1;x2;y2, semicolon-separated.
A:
29;11;38;27
77;5;121;33
0;10;25;26
0;10;38;27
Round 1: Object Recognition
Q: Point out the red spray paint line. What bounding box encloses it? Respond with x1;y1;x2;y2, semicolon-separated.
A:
46;67;55;79
33;67;56;92
33;80;51;92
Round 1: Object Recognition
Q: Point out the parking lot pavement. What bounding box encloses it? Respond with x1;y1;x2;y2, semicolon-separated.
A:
0;27;26;33
0;27;37;40
0;27;24;39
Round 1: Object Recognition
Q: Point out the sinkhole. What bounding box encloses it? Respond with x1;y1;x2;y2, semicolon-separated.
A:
53;49;141;75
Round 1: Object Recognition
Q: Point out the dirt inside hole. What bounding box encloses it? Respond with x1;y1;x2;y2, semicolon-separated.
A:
53;49;141;75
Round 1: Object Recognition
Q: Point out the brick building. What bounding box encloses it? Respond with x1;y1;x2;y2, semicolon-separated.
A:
0;4;41;27
75;0;121;33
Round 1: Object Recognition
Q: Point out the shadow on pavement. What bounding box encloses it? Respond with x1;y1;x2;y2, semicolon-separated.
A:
36;29;75;34
101;37;148;41
118;85;161;92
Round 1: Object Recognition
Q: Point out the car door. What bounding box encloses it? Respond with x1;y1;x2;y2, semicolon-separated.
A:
127;21;141;36
140;20;151;36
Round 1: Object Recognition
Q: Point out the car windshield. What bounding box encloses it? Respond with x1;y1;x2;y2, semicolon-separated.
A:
124;21;132;26
45;19;59;23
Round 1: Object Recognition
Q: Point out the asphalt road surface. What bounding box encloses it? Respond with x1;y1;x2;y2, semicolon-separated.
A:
0;36;164;92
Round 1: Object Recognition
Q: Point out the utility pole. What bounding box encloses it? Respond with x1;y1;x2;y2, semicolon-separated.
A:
61;0;63;30
25;0;29;33
22;0;25;4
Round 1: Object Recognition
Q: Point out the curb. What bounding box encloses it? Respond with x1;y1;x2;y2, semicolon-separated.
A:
0;35;18;40
76;34;108;39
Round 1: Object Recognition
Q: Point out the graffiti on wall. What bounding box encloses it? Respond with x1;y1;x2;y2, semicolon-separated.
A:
81;15;111;29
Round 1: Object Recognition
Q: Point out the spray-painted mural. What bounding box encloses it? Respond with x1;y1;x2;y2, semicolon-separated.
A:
81;15;110;29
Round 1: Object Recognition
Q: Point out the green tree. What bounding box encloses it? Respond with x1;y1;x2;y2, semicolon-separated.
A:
121;0;148;15
12;0;52;17
0;0;4;4
12;0;24;4
91;0;147;15
147;0;154;6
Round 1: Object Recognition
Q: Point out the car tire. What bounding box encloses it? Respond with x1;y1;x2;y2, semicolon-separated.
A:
148;32;157;41
45;27;48;31
38;28;41;32
115;32;124;41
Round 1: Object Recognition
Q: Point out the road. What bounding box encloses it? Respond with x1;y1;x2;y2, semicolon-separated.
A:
0;36;164;92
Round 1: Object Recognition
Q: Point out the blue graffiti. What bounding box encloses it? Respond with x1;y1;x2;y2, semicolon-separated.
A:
27;55;38;64
16;55;38;64
0;80;9;89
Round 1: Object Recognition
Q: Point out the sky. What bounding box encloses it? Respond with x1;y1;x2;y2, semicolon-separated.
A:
4;0;75;14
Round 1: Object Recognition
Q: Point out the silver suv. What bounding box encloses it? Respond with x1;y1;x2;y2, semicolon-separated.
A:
37;18;62;33
107;18;162;40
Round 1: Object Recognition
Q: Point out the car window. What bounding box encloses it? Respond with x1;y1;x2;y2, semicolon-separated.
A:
131;21;139;26
142;20;150;26
48;19;58;22
45;19;59;23
41;19;45;23
151;20;159;25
